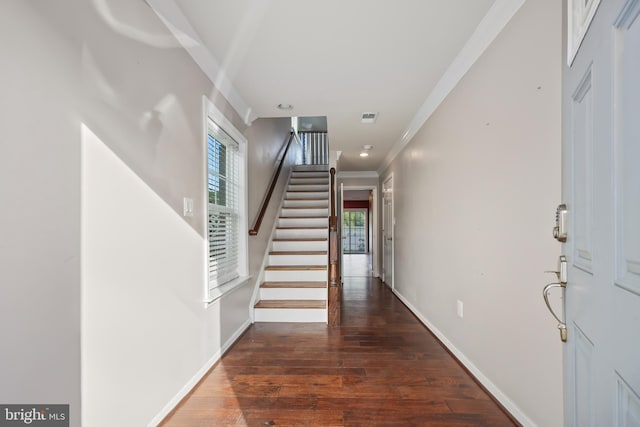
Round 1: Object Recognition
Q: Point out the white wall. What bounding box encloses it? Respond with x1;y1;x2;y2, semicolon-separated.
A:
0;2;81;424
1;1;296;426
246;118;302;278
379;0;563;426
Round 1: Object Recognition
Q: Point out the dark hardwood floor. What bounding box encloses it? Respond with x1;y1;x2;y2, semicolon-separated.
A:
161;277;518;426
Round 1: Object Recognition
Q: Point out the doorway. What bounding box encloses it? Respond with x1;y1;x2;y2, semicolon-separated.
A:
382;175;393;289
341;187;377;277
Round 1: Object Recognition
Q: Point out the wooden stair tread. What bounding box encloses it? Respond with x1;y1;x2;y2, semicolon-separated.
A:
272;238;327;242
265;265;327;271
284;198;328;201
279;216;327;219
269;251;327;255
261;281;327;289
282;206;328;209
277;226;327;230
254;300;326;309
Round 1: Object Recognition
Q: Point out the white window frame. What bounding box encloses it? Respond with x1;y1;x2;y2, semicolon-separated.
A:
203;96;249;304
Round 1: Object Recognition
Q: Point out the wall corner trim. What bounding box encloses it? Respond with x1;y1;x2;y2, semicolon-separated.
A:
145;0;254;125
377;0;526;176
391;289;537;427
147;319;252;426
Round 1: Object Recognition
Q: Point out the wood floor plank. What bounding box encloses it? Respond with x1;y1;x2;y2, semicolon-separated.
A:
160;277;519;427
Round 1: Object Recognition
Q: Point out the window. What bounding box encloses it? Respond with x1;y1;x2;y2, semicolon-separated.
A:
343;209;368;254
205;99;248;297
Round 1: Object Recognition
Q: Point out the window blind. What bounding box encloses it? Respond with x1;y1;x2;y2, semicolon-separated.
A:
207;121;240;288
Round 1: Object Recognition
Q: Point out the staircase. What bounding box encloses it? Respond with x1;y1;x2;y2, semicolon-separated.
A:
254;166;329;323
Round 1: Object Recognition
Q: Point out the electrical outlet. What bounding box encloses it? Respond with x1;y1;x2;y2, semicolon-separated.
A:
457;300;464;319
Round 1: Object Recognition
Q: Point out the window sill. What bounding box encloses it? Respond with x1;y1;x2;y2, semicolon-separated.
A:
204;276;252;306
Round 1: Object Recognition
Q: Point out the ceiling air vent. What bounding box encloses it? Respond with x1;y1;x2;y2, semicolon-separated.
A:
361;112;377;124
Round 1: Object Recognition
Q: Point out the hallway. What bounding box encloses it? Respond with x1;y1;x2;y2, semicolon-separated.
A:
162;278;516;426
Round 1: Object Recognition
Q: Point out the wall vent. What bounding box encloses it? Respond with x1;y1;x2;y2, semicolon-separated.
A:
361;112;377;124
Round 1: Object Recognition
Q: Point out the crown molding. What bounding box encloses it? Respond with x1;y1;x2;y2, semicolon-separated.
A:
145;0;255;125
377;0;526;175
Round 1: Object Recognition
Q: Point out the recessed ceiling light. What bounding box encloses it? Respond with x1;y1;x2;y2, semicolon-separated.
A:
362;145;373;150
277;103;293;110
359;152;369;157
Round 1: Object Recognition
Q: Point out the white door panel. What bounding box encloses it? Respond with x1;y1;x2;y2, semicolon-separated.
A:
561;1;640;426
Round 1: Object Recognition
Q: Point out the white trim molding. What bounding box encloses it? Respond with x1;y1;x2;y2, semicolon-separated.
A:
145;0;254;125
392;289;536;427
378;0;526;175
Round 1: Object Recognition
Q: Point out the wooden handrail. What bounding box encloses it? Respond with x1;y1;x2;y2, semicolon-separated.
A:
249;131;296;236
328;167;341;326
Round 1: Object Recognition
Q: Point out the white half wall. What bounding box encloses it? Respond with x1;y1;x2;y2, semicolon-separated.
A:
379;0;563;426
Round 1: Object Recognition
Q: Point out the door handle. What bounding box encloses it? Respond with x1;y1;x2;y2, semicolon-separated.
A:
542;255;568;342
543;283;567;342
543;283;565;324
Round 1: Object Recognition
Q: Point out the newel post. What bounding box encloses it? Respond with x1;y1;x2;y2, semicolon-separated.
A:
328;167;341;326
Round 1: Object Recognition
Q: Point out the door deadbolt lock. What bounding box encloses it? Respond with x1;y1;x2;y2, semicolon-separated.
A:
553;204;568;242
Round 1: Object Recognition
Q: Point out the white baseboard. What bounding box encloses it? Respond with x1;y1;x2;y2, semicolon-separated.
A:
391;289;537;427
147;319;252;426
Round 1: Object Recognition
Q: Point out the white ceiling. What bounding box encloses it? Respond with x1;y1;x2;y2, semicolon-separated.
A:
153;0;512;172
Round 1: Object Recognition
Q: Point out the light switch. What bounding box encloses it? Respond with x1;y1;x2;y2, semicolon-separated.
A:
183;197;194;217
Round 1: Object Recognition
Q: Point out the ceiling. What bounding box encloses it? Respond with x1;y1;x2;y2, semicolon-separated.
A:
154;0;502;172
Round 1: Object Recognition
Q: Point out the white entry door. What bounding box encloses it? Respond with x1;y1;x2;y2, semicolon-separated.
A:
562;1;640;425
382;176;393;288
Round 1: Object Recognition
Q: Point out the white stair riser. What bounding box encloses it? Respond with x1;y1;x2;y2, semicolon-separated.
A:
288;184;328;192
264;269;327;282
289;178;329;185
276;228;327;239
268;254;327;265
254;308;326;323
292;170;328;176
260;287;327;300
279;217;327;228
285;191;328;200
272;240;327;251
283;199;329;208
281;208;328;217
293;165;328;171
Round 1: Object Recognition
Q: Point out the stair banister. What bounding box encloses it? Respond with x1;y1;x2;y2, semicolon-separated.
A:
328;167;341;326
249;130;297;236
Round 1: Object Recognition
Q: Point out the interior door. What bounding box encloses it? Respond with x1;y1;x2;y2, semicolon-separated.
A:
382;176;393;288
562;1;640;425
